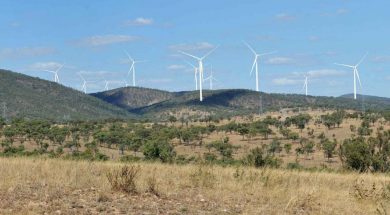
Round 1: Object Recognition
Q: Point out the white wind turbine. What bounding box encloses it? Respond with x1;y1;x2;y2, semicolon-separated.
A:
335;53;367;100
104;80;110;91
179;46;218;101
78;73;87;93
243;41;276;92
44;63;64;83
302;74;308;96
185;61;198;90
124;51;145;87
204;65;218;90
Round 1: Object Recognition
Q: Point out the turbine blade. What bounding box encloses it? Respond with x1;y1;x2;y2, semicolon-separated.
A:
259;51;277;56
356;52;368;67
56;64;65;72
334;63;354;68
184;60;196;68
124;50;134;62
179;51;200;60
242;41;257;55
201;45;219;60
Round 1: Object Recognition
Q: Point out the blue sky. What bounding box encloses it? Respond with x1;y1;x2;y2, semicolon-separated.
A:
1;0;389;97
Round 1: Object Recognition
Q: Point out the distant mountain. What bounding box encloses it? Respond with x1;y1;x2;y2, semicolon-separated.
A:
0;69;133;121
92;87;390;120
91;87;173;110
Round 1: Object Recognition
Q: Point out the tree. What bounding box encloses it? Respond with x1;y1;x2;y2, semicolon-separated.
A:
143;139;176;163
323;139;337;162
268;139;282;155
340;138;372;172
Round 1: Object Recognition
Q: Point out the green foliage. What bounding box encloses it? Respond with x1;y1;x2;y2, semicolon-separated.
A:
243;147;282;168
143;139;176;163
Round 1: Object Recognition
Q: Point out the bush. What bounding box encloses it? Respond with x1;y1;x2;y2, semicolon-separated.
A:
143;139;176;163
106;165;140;194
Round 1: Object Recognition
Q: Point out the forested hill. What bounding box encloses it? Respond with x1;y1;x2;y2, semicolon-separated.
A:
0;69;133;121
92;87;390;119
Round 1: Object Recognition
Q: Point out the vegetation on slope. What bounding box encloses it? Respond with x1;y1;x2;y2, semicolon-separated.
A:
92;87;390;120
0;69;133;121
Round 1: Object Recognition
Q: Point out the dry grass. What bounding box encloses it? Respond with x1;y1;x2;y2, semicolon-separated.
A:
1;157;390;214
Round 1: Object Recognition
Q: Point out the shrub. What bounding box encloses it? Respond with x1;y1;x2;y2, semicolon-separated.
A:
106;165;140;194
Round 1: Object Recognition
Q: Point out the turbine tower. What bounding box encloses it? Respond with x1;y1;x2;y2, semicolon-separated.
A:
303;75;308;96
124;51;145;87
185;61;198;90
335;53;367;100
204;65;218;90
179;46;218;101
243;41;276;92
44;64;64;83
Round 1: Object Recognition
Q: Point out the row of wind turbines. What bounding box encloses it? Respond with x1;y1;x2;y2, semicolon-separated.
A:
43;42;366;102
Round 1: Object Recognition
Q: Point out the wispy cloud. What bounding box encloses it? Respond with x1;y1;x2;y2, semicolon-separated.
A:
322;8;349;17
308;36;320;42
169;42;215;51
124;17;154;26
0;47;55;59
272;78;301;86
145;78;172;83
372;56;390;63
73;35;139;47
266;57;295;65
275;13;296;21
167;64;186;70
386;76;390;81
292;69;346;78
28;62;63;71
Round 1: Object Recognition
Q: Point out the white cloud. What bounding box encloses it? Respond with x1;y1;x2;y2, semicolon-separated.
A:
336;8;348;15
169;42;215;51
272;78;301;86
292;69;346;78
0;47;55;59
372;56;390;63
386;76;390;81
266;57;295;65
29;62;63;71
275;13;296;21
307;69;346;78
74;35;139;47
124;17;154;26
167;64;186;70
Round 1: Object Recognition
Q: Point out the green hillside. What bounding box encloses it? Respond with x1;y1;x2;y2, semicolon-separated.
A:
92;87;390;119
0;69;133;121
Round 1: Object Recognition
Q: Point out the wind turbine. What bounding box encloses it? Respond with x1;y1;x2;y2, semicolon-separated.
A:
44;64;64;83
179;46;219;101
302;74;308;96
104;80;110;91
185;61;198;90
124;51;145;87
123;79;129;87
204;65;218;90
334;53;367;100
78;73;87;94
243;41;276;92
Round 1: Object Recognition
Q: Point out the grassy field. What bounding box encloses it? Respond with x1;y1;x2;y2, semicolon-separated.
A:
1;157;390;214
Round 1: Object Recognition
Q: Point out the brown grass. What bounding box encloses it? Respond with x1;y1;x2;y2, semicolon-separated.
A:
1;157;390;214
